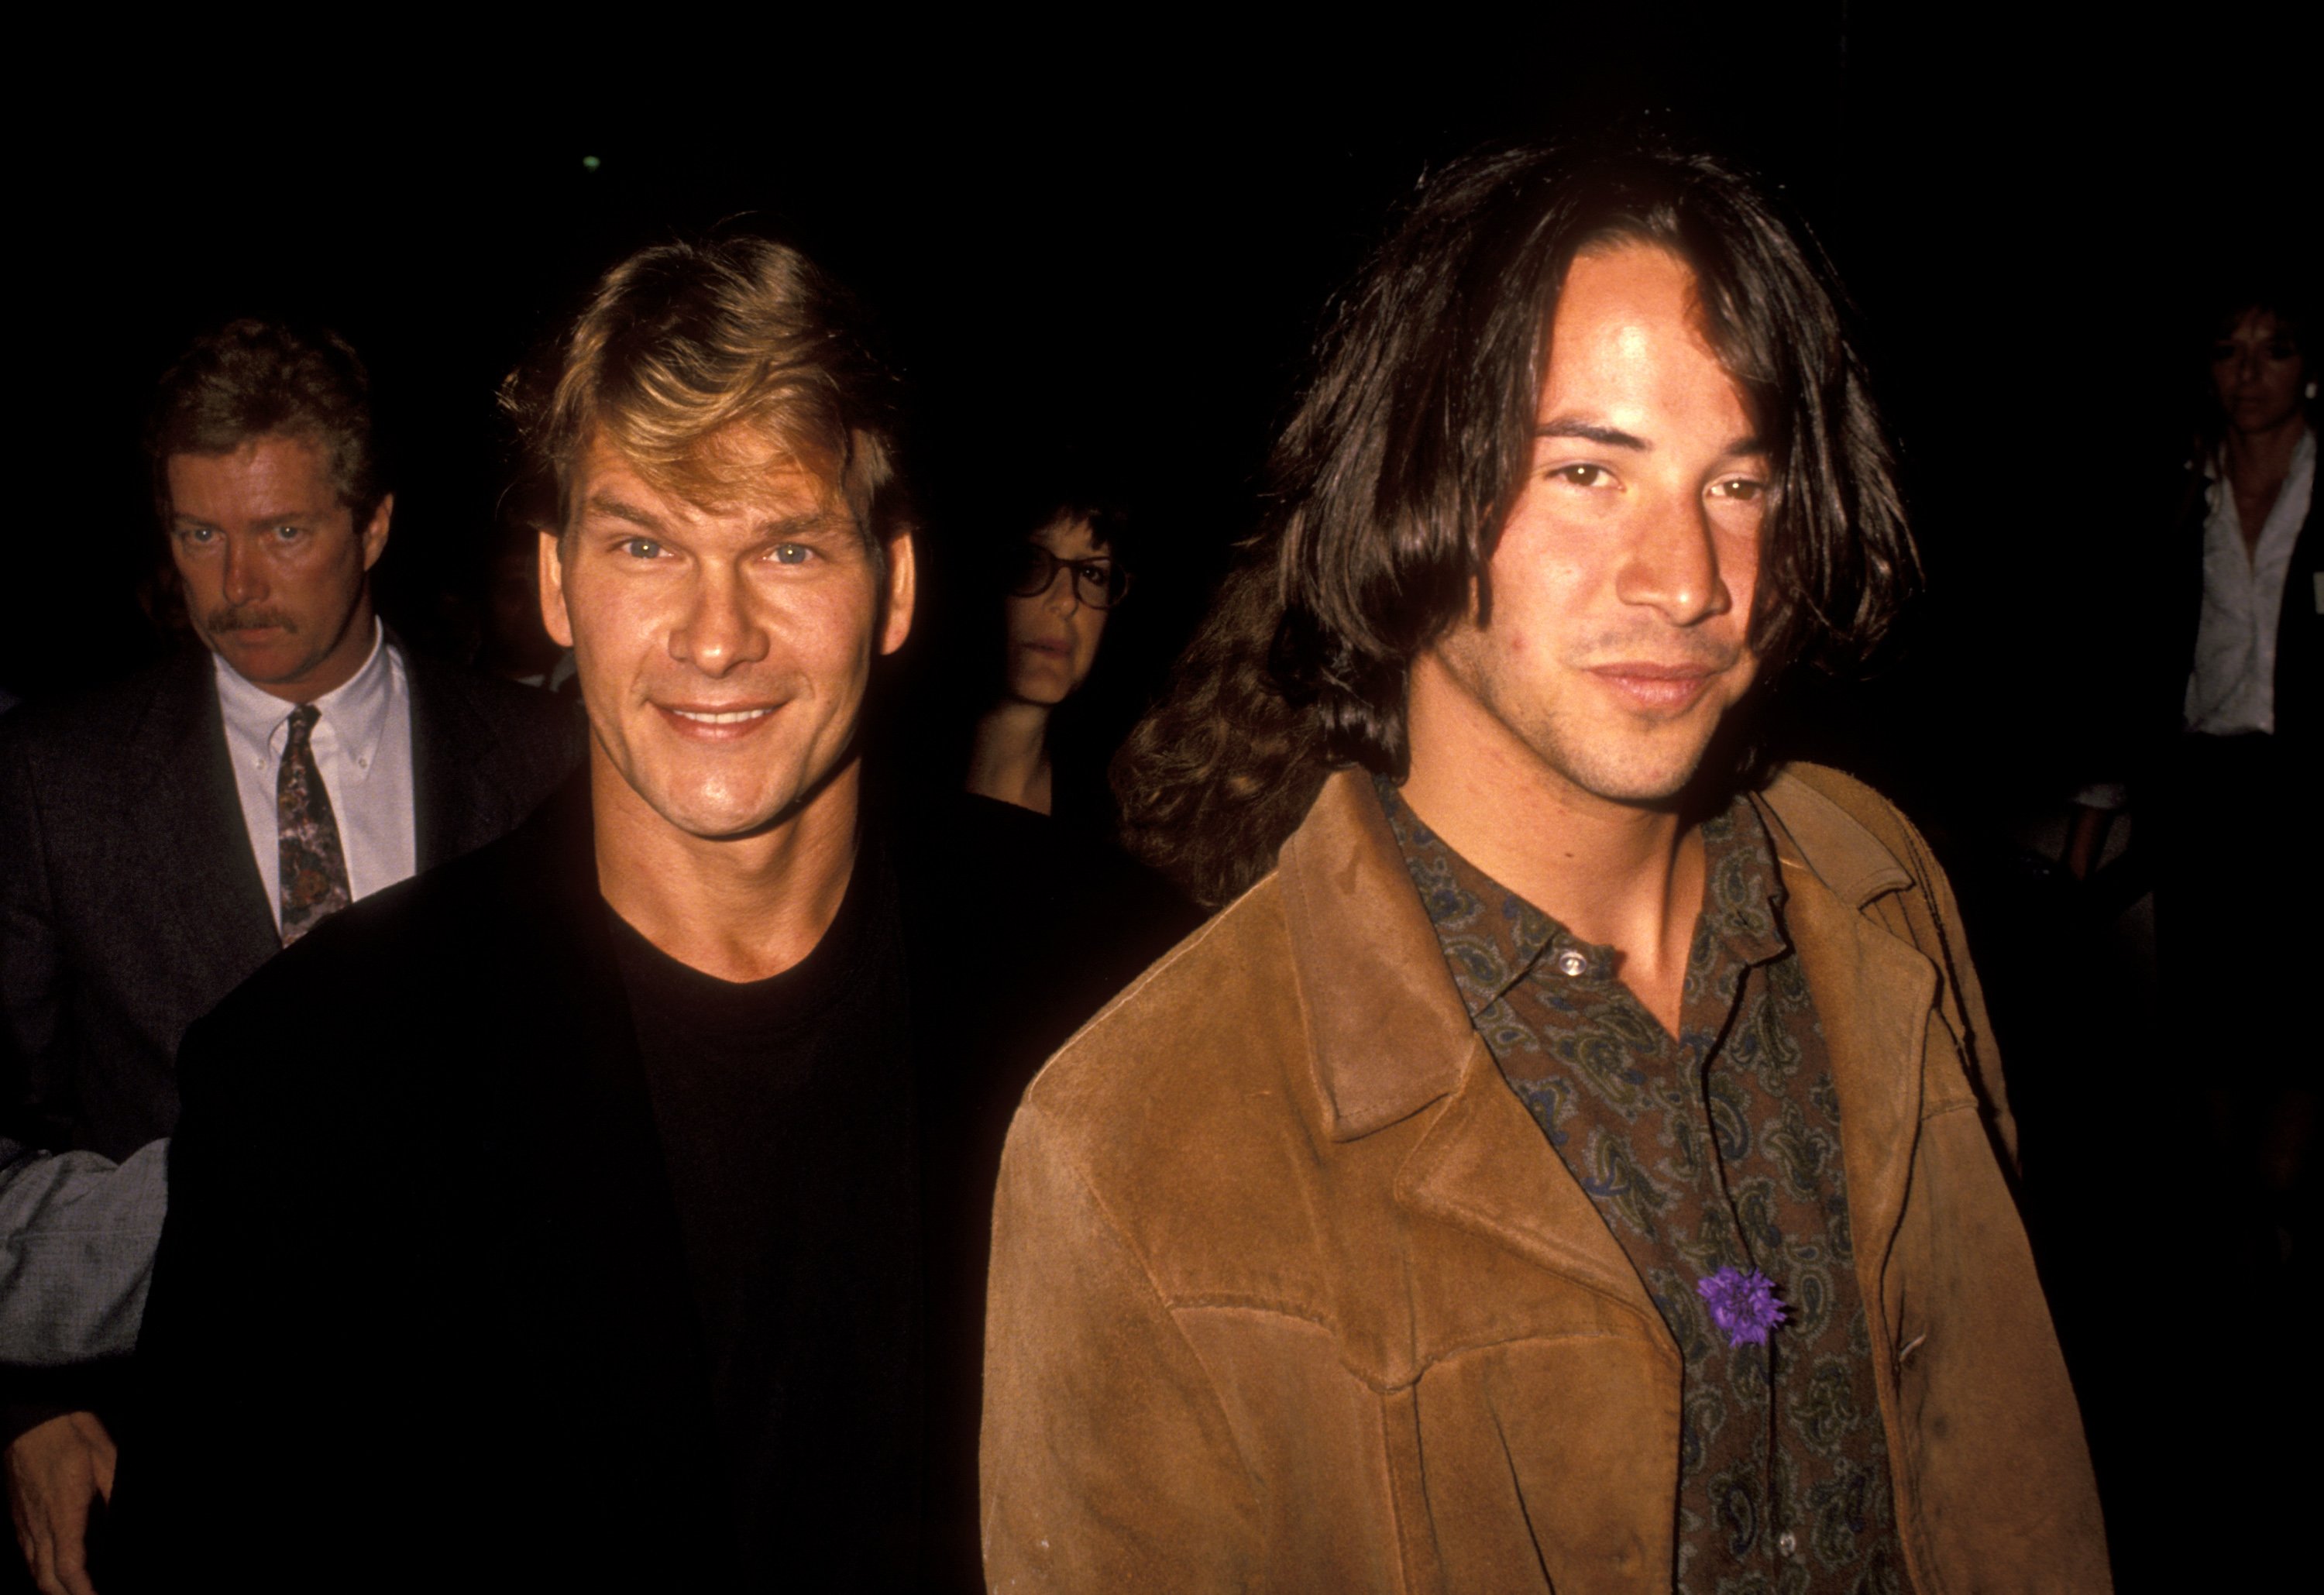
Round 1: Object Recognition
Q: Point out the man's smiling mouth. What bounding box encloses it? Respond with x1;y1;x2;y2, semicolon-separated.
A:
665;706;779;725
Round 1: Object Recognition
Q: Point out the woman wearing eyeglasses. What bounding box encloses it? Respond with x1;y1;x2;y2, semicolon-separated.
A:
966;501;1133;818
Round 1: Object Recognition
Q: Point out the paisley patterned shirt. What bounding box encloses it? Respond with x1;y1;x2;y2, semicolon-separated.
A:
1377;778;1904;1595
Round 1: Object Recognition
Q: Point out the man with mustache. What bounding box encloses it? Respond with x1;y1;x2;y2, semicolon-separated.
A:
982;144;2109;1591
0;320;578;1594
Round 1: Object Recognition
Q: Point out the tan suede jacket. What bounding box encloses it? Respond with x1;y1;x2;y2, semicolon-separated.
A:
982;765;2109;1593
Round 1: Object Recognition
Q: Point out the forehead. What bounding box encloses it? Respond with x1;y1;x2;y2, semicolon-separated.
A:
2221;308;2298;342
569;427;844;527
1540;244;1747;423
1030;514;1105;559
167;432;339;514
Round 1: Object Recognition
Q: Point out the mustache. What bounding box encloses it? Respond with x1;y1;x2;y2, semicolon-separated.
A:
1573;631;1744;672
205;606;300;634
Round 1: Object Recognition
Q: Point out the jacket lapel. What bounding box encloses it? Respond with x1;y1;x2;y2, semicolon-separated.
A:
405;655;505;869
1277;765;1944;1331
1758;774;1934;1294
474;782;720;1481
1397;1043;1665;1322
131;650;279;984
1274;772;1470;1138
1277;771;1659;1325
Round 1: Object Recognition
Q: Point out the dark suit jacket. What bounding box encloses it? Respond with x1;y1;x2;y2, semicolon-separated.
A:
0;644;583;1161
109;775;1195;1592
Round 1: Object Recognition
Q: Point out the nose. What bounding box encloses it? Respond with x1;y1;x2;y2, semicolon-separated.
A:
220;533;265;607
1614;500;1732;627
669;562;772;677
1041;563;1081;617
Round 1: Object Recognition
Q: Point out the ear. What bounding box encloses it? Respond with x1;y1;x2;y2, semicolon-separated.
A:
538;528;575;648
878;529;916;656
359;493;395;571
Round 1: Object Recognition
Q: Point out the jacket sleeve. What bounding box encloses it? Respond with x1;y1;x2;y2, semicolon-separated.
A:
0;727;101;1448
0;724;76;1153
981;1102;1260;1593
105;1005;360;1585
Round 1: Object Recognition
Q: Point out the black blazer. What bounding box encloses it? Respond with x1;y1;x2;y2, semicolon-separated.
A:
0;645;583;1160
115;783;724;1590
110;776;1195;1592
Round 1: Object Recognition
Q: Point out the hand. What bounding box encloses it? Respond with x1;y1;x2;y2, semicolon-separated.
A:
5;1411;115;1595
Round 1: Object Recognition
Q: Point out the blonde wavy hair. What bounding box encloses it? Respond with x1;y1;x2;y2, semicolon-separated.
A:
503;235;909;548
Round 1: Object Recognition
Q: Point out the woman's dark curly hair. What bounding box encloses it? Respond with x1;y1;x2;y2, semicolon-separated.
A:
1115;141;1917;908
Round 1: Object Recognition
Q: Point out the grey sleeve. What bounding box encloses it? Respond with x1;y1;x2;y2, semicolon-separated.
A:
0;1136;168;1366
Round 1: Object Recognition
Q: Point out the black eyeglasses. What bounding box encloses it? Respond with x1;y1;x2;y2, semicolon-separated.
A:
1007;544;1133;610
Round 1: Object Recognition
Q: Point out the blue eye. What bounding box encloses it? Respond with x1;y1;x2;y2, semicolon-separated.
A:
621;537;662;560
768;543;811;565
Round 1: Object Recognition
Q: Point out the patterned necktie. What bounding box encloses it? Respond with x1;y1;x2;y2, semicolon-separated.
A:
277;703;352;945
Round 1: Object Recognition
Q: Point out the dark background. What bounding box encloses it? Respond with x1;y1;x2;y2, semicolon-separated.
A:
15;16;2313;798
9;11;2316;1586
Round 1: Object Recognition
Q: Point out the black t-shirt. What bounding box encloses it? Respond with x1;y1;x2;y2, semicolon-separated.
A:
607;846;921;1591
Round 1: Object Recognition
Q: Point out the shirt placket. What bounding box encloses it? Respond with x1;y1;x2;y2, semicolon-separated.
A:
1680;941;1789;1582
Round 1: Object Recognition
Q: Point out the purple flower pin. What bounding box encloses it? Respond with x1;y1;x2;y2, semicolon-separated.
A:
1696;1266;1786;1348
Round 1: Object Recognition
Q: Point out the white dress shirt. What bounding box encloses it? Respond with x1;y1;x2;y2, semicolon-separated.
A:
2184;426;2314;735
213;622;418;930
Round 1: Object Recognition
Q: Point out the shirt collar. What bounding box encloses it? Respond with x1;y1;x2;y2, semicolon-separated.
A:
1376;773;1790;1022
211;620;396;771
1697;798;1789;968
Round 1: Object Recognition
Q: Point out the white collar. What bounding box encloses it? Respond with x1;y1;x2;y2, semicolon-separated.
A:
212;620;398;771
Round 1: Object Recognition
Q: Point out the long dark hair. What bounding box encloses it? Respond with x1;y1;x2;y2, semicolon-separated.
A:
1116;141;1917;907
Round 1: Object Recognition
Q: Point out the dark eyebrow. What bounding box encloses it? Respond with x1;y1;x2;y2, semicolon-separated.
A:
1536;420;1648;450
1533;422;1769;459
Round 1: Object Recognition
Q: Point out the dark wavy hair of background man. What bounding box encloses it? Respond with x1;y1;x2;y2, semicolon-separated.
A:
1113;140;1920;909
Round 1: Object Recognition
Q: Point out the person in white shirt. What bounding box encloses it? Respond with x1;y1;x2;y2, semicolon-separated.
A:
2182;297;2315;741
0;319;579;1595
2066;285;2320;1293
2170;289;2319;1246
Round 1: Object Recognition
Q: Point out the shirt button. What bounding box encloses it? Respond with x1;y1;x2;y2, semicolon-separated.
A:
1552;949;1589;978
1777;1531;1797;1557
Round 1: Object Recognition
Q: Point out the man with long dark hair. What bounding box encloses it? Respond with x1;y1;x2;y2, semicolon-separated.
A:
981;145;2108;1590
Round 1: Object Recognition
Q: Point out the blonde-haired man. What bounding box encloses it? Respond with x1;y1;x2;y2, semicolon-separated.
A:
111;239;1015;1591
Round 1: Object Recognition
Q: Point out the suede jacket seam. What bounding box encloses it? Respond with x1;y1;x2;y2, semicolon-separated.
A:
1166;1296;1668;1394
1026;1107;1270;1519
